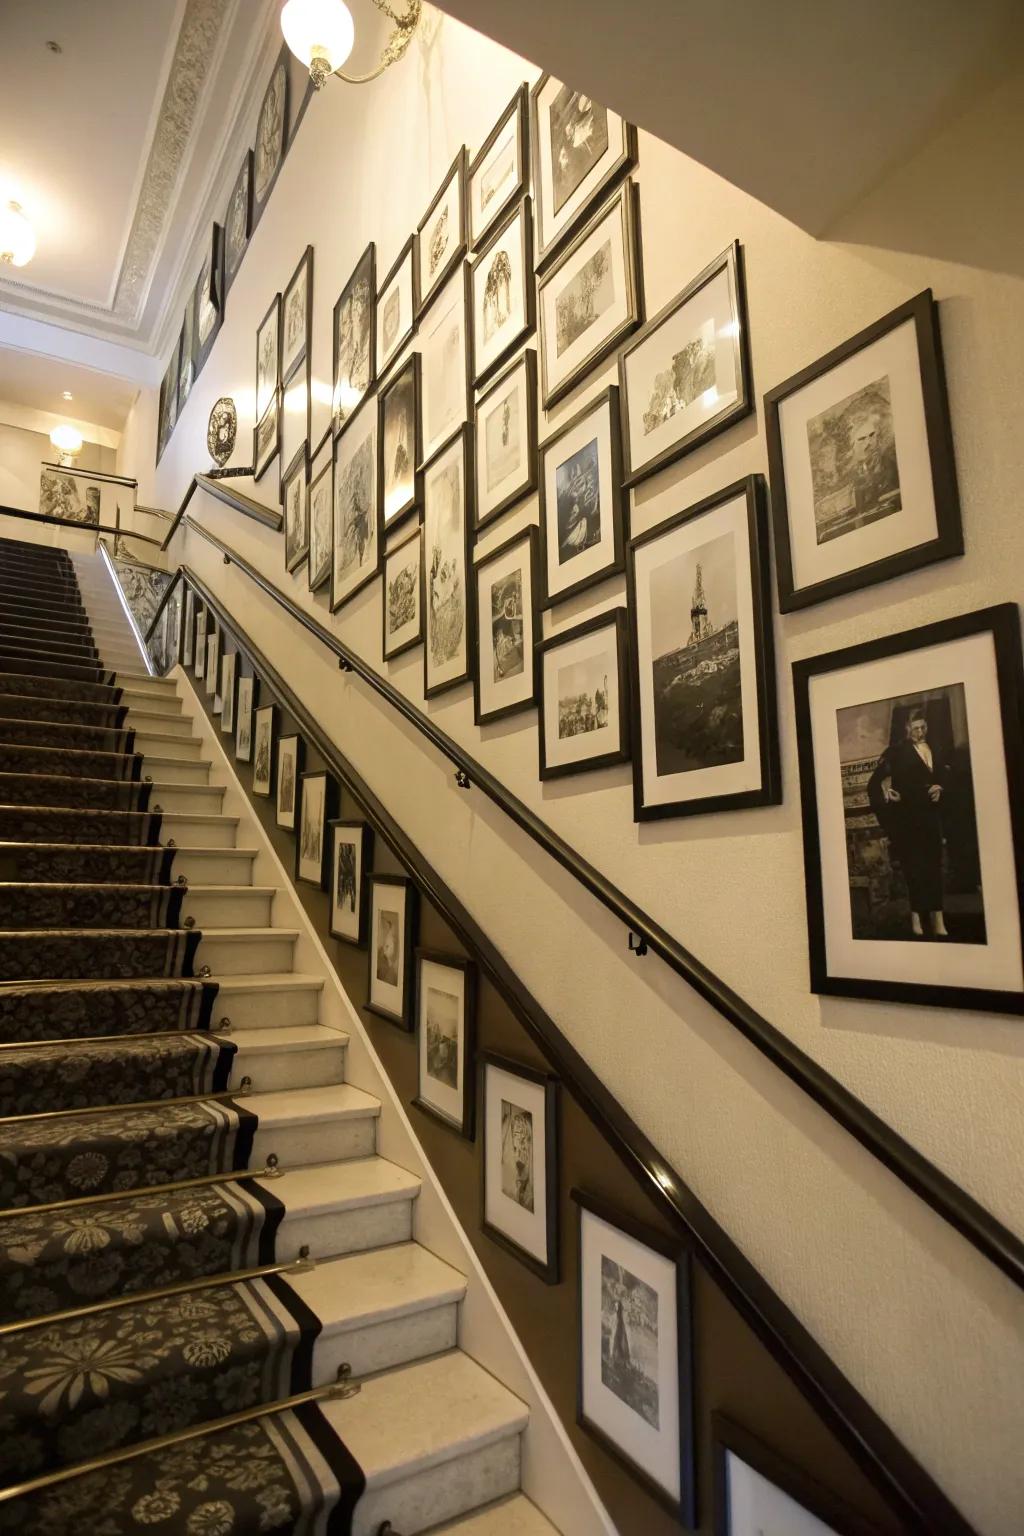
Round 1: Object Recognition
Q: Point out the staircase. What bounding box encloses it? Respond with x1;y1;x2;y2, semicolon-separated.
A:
0;534;555;1536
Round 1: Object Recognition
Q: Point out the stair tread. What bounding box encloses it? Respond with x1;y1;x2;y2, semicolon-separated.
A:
225;1023;347;1052
291;1241;466;1332
200;926;299;939
216;971;324;992
249;1082;381;1123
187;883;276;895
429;1495;560;1535
160;811;239;825
256;1154;420;1214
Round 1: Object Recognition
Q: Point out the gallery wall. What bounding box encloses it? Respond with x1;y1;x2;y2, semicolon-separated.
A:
119;14;1024;1533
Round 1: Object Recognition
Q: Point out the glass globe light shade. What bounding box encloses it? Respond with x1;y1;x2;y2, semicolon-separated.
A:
281;0;354;87
50;424;84;456
0;201;35;267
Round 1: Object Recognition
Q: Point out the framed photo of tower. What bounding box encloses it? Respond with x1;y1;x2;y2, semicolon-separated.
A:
413;950;477;1139
367;873;418;1028
481;1053;559;1283
538;609;631;780
530;75;637;268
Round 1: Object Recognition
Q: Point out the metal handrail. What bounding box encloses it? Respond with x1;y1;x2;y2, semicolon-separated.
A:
159;472;282;551
0;502;163;547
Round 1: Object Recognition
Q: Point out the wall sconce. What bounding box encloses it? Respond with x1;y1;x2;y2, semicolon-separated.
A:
280;0;421;88
50;423;84;467
0;201;36;268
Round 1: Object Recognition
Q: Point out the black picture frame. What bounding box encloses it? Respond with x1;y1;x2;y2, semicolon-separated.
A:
422;424;476;701
530;74;638;270
307;457;333;593
538;383;626;609
419;261;473;467
474;524;540;727
417;146;468;316
333;242;377;438
377;235;419;383
156;340;180;466
366;872;419;1029
251;703;278;798
480;1050;560;1284
474;347;538;531
764;289;962;612
193;604;210;680
713;1414;876;1536
253;390;281;483
219;648;239;736
282;441;310;573
193;223;225;379
328;820;374;947
378;351;422;532
412;948;478;1140
295;770;339;890
223;149;253;296
619;241;753;488
235;672;258;764
538;608;631;781
469;83;529;252
250;45;290;234
256;293;282;421
383;525;424;661
275;733;305;831
176;315;193;418
330;392;382;613
281;245;314;387
469;196;536;389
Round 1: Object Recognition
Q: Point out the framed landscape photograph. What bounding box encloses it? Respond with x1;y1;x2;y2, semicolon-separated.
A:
220;650;237;735
620;241;752;487
538;182;642;409
539;609;630;780
329;820;374;946
252;704;277;797
792;603;1024;1015
475;348;538;530
251;49;288;230
417;146;467;315
223;150;253;296
296;770;337;888
275;733;305;831
183;589;195;667
333;243;376;436
539;384;625;608
530;75;637;268
367;873;418;1028
627;475;780;821
474;525;540;726
307;458;333;593
282;443;309;573
376;236;417;380
713;1415;868;1536
331;396;380;610
573;1189;695;1525
253;391;281;482
236;674;256;763
764;289;962;611
282;245;313;386
481;1052;559;1283
470;84;528;251
256;294;281;420
379;352;421;530
413;950;477;1139
420;263;471;465
423;426;474;699
383;527;423;661
470;197;535;387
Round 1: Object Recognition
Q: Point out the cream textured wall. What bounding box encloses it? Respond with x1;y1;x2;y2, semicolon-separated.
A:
0;421;115;512
120;15;1024;1533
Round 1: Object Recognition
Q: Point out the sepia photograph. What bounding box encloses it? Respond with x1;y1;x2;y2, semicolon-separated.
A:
256;294;281;419
235;674;255;763
223;150;252;292
475;349;538;530
333;243;376;435
475;526;539;725
383;527;423;660
329;820;373;946
471;198;534;386
275;733;304;831
379;353;421;528
417;147;467;313
423;428;473;698
539;610;630;780
807;377;901;544
296;772;336;888
482;1054;559;1281
531;74;637;267
281;246;313;385
550;85;609;213
282;443;309;573
421;265;471;463
601;1254;660;1430
414;951;476;1137
252;52;287;220
308;459;333;592
367;874;418;1028
490;568;524;683
252;704;277;797
426;987;460;1089
220;649;237;735
539;387;625;608
193;606;207;679
469;84;528;249
376;236;417;379
500;1098;534;1210
556;437;601;561
331;399;379;610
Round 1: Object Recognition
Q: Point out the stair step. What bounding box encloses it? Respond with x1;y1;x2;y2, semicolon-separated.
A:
250;1082;381;1166
197;926;299;974
140;753;212;784
263;1154;421;1261
184;884;275;928
116;673;180;699
209;972;324;1029
160;810;239;847
225;1022;347;1092
148;780;225;814
134;728;203;759
169;845;259;885
430;1495;561;1535
127;707;193;737
123;687;183;715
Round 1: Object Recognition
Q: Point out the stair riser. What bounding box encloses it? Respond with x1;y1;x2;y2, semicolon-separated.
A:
197;934;296;972
314;1303;458;1384
170;850;256;884
135;732;203;760
228;1043;347;1093
184;890;274;927
117;675;180;696
160;816;237;847
128;711;192;738
140;758;212;785
124;692;183;715
353;1438;521;1536
209;985;322;1030
274;1197;413;1264
251;1113;376;1167
0;636;99;658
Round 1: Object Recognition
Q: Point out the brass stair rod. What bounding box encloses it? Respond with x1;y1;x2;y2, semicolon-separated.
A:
0;1078;252;1125
0;1154;284;1220
0;1025;230;1052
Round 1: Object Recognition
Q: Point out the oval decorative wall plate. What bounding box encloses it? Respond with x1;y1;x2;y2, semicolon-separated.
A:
207;397;237;465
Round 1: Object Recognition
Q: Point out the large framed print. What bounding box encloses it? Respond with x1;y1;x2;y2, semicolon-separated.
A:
331;396;380;610
765;290;962;612
333;243;376;436
539;609;630;780
713;1415;867;1536
379;352;421;530
275;733;305;831
223;150;253;296
539;384;625;608
252;704;277;797
620;242;752;488
256;295;281;420
470;84;528;251
156;343;179;463
470;197;535;388
383;527;423;661
307;458;333;593
194;606;208;680
475;348;538;531
474;525;540;726
253;391;281;483
481;1053;559;1283
628;476;780;821
236;674;257;763
251;48;289;231
573;1189;695;1526
281;245;313;386
419;264;471;465
296;771;338;889
793;604;1024;1014
282;442;310;573
376;236;417;381
423;426;474;699
205;625;220;700
538;182;642;410
183;589;195;667
367;873;418;1029
329;820;373;946
220;650;238;735
414;951;477;1139
530;74;637;268
193;223;224;377
176;312;194;416
417;147;467;315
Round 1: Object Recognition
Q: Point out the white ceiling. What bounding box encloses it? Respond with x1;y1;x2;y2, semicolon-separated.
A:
0;349;139;432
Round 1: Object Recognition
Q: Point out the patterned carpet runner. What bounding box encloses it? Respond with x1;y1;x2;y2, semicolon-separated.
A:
0;1032;235;1117
0;980;216;1043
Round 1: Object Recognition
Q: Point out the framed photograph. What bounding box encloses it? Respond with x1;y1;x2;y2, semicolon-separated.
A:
177;311;194;416
252;704;277;797
193;223;224;377
296;771;337;888
282;245;313;386
282;442;310;573
253;391;281;483
183;589;196;667
765;290;962;612
530;74;637;268
331;395;380;611
383;527;423;661
475;348;538;530
376;236;417;380
38;467;103;527
256;294;281;420
423;426;474;699
573;1189;695;1525
333;243;376;436
251;48;289;230
275;734;305;831
205;625;220;700
220;650;238;735
329;820;374;946
713;1415;870;1536
307;458;333;593
417;147;467;315
413;951;477;1139
628;475;779;821
620;241;752;487
538;181;642;410
156;342;180;463
236;674;257;763
419;263;471;465
367;873;418;1028
379;353;421;530
539;609;630;780
470;198;535;388
193;606;207;679
481;1052;559;1283
539;384;625;608
470;84;528;251
793;603;1024;1014
223;150;253;296
474;526;540;726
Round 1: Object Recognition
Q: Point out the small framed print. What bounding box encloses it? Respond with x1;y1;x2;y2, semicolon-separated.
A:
481;1052;559;1283
156;344;179;463
713;1415;871;1536
254;391;281;482
367;873;418;1029
539;384;625;608
765;290;962;612
193;223;224;378
538;182;642;410
379;353;421;530
417;147;467;315
376;236;417;381
539;609;630;780
475;349;538;530
628;476;780;821
474;526;540;725
223;150;253;297
329;820;374;946
193;606;208;679
423;426;474;699
256;295;281;420
252;704;277;797
419;263;471;465
530;75;637;268
275;734;304;830
282;443;310;573
383;527;423;661
307;459;333;593
251;48;288;231
333;243;376;437
413;951;477;1139
620;242;752;488
176;317;193;418
235;674;257;762
296;770;337;888
470;198;535;388
220;650;238;735
281;245;313;386
469;84;528;251
205;626;220;700
793;603;1024;1015
331;395;380;611
572;1189;695;1526
183;589;196;667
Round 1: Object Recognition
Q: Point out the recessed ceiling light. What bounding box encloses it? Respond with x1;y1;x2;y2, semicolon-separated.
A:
62;391;73;401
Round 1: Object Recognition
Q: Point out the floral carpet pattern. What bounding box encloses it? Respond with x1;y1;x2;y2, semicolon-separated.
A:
0;745;142;782
0;927;200;983
0;772;151;813
0;1032;234;1118
0;693;126;731
0;844;174;886
0;980;217;1044
0;884;184;932
0;808;161;847
0;720;133;754
0;658;113;687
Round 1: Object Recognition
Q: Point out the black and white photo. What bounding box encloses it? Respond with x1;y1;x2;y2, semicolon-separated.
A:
474;526;539;725
423;426;473;698
376;236;417;380
539;385;625;607
282;443;309;573
252;51;288;227
539;609;630;779
252;704;277;797
714;1416;864;1536
220;649;237;735
470;84;528;250
470;198;534;387
253;390;280;482
157;344;179;462
223;150;253;294
420;264;471;465
193;224;223;375
475;349;537;530
383;527;423;660
205;625;220;701
379;353;421;529
183;589;195;668
38;469;102;527
276;733;304;831
331;396;380;610
367;873;418;1028
333;243;376;435
193;605;207;680
329;820;373;946
308;458;333;592
296;771;336;888
177;308;194;414
236;674;256;763
256;294;281;420
417;147;467;314
531;74;637;267
413;951;477;1138
482;1054;559;1282
282;245;313;385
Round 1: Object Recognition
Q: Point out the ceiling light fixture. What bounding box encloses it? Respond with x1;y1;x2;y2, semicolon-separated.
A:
280;0;420;88
0;201;36;268
62;390;73;401
50;423;84;466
